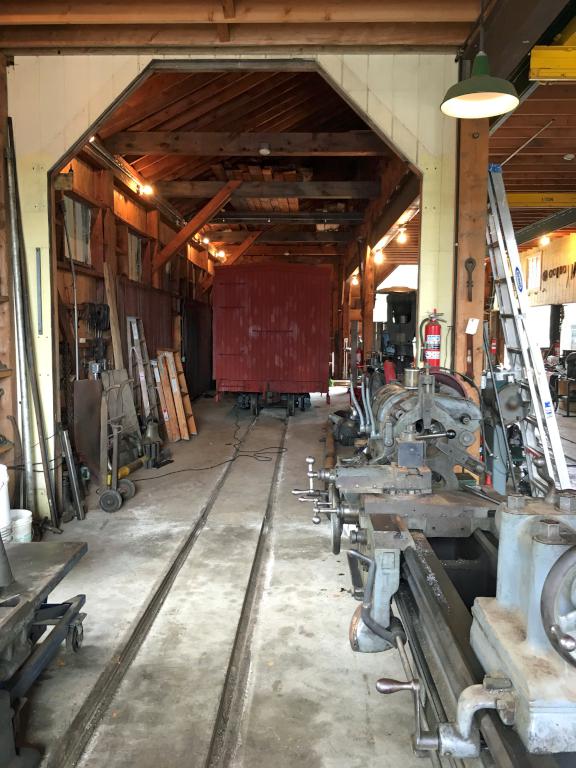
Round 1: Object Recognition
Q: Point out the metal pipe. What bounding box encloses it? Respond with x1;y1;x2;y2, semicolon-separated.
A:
6;119;59;529
60;427;85;520
482;323;517;491
6;120;33;509
349;375;366;434
361;374;376;437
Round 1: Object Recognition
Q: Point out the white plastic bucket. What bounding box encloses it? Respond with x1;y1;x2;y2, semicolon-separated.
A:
11;509;33;543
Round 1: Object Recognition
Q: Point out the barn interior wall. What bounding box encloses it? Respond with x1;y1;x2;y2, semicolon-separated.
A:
7;51;457;514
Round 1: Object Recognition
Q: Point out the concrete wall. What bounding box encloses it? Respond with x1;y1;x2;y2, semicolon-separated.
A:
7;52;457;513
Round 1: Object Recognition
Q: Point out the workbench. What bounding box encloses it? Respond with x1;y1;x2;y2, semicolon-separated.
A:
0;540;87;768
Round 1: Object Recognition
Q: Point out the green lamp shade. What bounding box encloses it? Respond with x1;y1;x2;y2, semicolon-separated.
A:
441;52;519;119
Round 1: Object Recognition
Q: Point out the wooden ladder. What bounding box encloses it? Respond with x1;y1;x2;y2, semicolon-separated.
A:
157;350;197;439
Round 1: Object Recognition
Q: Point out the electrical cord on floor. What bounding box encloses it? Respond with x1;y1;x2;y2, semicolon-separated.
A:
136;408;287;482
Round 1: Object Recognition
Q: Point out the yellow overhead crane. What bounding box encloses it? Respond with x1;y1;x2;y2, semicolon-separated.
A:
530;17;576;80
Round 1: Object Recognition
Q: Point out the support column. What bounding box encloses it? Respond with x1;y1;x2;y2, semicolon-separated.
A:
454;119;489;382
362;246;375;357
0;55;17;472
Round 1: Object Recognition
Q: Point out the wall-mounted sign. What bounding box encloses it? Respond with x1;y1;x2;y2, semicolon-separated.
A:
542;262;576;282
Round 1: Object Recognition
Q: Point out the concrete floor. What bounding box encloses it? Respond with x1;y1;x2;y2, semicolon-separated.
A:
25;391;419;768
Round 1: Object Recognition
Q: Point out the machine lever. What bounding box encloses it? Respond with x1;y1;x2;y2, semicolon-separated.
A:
376;677;417;694
415;429;456;441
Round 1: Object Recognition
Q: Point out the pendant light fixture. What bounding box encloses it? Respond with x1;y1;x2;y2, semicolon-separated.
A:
441;0;519;119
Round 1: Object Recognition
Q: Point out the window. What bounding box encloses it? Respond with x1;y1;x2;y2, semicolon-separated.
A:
62;196;91;265
527;253;542;292
127;232;143;282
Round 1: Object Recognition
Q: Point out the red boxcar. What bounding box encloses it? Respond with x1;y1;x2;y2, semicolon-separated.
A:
213;264;332;410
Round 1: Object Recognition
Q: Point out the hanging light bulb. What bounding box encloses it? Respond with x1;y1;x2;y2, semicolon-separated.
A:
351;275;359;286
374;250;385;265
441;0;518;119
397;228;408;245
217;249;226;259
139;184;154;196
202;236;210;245
539;234;551;247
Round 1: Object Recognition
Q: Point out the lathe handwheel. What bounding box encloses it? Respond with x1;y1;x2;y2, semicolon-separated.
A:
331;512;343;555
541;546;576;667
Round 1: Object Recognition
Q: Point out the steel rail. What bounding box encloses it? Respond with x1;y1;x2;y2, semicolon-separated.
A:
47;414;262;768
205;416;289;768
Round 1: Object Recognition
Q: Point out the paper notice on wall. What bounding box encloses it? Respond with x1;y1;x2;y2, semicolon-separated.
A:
465;318;480;335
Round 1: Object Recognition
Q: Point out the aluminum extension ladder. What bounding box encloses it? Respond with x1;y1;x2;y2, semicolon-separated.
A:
487;164;570;495
127;316;159;423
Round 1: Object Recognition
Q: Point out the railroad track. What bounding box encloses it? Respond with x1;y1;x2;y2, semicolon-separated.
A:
47;413;288;768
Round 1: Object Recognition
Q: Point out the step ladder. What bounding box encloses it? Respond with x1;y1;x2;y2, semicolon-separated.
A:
487;164;570;496
127;316;159;423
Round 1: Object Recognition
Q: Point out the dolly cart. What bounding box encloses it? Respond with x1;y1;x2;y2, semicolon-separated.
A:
0;535;87;767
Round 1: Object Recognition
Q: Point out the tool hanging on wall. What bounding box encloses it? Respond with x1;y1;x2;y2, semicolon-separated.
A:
464;257;476;302
6;118;60;531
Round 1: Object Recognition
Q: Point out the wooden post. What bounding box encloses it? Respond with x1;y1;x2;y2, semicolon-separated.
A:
341;277;350;379
0;54;17;467
362;245;375;356
334;258;345;379
454;119;489;383
103;261;124;370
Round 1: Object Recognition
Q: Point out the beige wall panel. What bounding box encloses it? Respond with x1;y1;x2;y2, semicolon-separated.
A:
521;235;576;307
8;51;457;512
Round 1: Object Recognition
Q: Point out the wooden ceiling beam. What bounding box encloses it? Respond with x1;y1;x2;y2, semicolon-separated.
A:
0;2;478;25
209;230;351;243
153;179;241;272
156;180;379;199
222;230;261;265
106;131;386;157
0;22;472;53
242;244;343;257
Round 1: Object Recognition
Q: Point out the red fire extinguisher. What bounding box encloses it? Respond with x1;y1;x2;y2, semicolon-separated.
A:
420;309;443;368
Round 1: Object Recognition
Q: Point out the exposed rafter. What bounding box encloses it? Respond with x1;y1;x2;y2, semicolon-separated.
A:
106;131;387;157
516;207;576;245
153;179;241;271
210;230;351;243
211;211;364;224
156;180;380;199
0;1;477;25
222;231;262;266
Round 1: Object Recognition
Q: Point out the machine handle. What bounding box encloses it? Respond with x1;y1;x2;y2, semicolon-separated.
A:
376;677;417;694
415;429;456;441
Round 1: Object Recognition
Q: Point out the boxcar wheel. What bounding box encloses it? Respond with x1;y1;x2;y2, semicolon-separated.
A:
250;393;260;416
